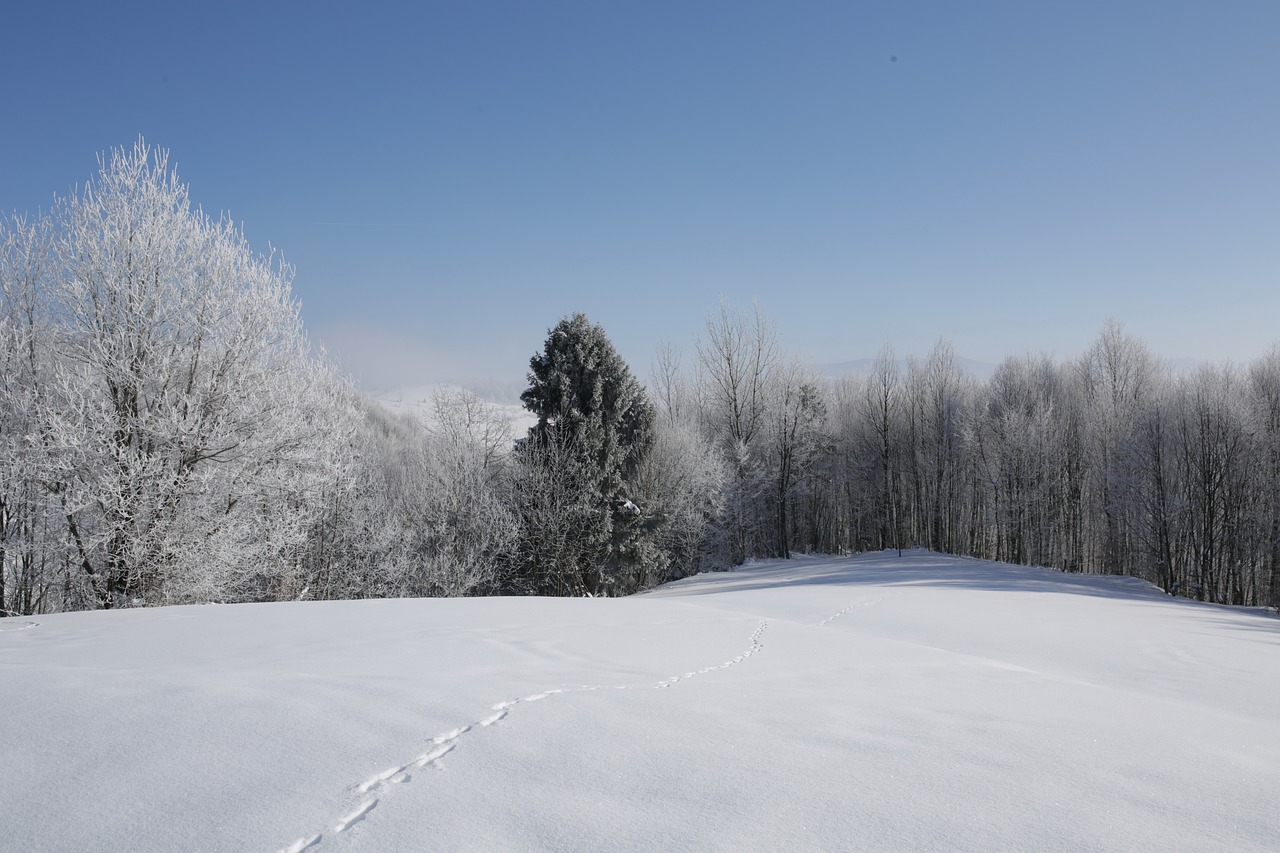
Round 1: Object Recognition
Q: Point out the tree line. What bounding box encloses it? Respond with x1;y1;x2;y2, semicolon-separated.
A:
667;308;1280;609
3;142;1278;614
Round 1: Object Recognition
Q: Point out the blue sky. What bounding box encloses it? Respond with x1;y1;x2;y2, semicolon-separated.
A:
4;1;1278;392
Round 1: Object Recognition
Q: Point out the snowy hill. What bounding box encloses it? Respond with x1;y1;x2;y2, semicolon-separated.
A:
371;383;537;441
3;551;1278;852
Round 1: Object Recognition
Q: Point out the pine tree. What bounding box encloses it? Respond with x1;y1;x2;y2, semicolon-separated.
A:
517;313;657;594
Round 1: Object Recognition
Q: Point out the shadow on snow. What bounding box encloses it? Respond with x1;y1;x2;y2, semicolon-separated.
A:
655;549;1279;623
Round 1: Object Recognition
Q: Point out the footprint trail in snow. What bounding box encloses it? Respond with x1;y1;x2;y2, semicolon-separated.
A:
277;618;768;852
656;620;766;687
818;598;881;627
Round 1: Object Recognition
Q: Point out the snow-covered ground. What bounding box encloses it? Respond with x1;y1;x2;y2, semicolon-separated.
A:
3;551;1278;852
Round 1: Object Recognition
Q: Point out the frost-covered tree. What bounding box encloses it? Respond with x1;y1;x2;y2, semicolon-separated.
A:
974;353;1072;567
764;360;829;558
901;340;972;554
1076;319;1155;573
1247;349;1280;606
512;430;602;595
0;214;58;615
635;406;730;583
695;299;779;561
516;313;656;595
1;139;354;609
860;345;904;553
416;388;519;595
302;388;519;601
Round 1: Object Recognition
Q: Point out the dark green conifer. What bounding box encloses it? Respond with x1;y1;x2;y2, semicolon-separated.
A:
517;313;657;594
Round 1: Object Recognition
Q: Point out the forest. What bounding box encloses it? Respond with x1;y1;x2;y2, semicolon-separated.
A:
3;142;1278;615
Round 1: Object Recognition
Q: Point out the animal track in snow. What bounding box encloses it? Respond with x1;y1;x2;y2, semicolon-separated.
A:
279;618;767;850
355;743;455;798
333;799;377;832
279;834;320;853
411;742;455;769
0;620;39;632
279;688;596;850
357;767;403;793
656;620;767;688
818;599;880;627
433;725;470;742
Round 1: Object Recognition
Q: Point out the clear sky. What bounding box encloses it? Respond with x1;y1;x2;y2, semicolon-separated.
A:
4;1;1278;392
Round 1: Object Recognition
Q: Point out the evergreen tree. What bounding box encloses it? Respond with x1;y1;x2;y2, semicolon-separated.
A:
517;313;657;594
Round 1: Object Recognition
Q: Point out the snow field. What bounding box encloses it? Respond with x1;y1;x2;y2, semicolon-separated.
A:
2;551;1278;851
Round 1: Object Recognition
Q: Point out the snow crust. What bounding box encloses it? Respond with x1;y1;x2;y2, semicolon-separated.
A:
2;551;1278;851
